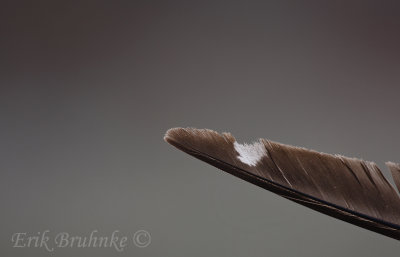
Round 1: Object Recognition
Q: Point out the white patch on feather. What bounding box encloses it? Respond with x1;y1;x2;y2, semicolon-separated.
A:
234;141;267;166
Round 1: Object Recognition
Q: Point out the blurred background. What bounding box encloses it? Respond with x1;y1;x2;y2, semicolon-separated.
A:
1;1;400;256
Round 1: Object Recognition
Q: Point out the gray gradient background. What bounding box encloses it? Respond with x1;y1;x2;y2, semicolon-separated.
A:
1;1;400;256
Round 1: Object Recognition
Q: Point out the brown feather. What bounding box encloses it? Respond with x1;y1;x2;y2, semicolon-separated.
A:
164;127;400;240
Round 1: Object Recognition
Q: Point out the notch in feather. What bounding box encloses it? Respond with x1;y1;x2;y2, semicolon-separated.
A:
164;127;400;240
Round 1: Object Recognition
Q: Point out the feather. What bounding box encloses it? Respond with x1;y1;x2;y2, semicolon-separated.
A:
164;127;400;240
